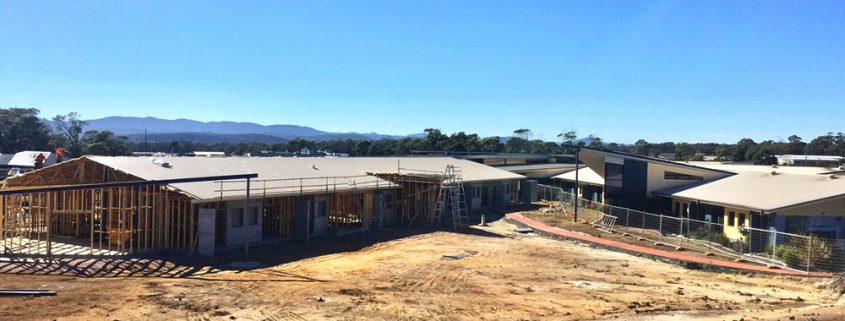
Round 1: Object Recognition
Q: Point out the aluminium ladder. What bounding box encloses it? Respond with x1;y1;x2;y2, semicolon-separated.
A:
434;165;470;229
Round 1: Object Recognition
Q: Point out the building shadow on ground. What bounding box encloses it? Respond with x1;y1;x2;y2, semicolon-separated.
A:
0;205;535;279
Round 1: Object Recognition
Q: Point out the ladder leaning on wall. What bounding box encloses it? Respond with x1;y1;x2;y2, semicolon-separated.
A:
434;165;470;229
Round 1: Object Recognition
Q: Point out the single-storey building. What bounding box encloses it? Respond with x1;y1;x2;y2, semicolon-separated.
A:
655;171;845;240
572;147;845;240
0;156;523;257
776;154;844;167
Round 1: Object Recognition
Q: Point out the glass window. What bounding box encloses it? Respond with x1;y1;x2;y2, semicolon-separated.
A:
317;200;327;217
605;163;624;196
664;171;703;180
247;207;259;225
728;211;735;226
231;208;244;227
385;194;393;210
738;213;746;227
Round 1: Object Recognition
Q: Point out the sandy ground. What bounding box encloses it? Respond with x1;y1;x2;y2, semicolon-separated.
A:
0;218;842;321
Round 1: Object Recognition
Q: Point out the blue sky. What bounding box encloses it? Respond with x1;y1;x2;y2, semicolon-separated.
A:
1;1;843;144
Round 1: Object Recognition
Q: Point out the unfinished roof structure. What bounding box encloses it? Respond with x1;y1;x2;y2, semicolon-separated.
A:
0;156;525;258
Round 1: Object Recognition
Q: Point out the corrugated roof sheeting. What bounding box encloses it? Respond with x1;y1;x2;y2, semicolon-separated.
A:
655;171;845;212
87;156;525;201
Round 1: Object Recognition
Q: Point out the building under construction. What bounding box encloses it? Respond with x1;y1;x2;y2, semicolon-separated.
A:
0;156;524;258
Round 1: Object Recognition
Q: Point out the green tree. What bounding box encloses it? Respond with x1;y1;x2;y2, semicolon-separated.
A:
733;138;756;162
632;139;651;155
808;132;837;155
714;145;733;161
505;137;527;153
52;112;88;157
479;136;504;152
674;143;693;161
423;128;448;151
587;135;603;148
82;130;129;156
557;131;577;146
0;107;51;153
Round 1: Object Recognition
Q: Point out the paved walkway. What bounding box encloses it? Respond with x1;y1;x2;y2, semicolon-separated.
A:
505;213;832;278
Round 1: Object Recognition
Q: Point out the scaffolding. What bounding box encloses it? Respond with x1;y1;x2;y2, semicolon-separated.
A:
372;164;469;229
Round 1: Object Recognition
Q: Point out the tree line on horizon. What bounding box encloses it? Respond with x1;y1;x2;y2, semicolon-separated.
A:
2;107;844;164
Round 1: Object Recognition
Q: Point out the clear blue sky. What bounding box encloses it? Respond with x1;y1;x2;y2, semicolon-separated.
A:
1;1;843;144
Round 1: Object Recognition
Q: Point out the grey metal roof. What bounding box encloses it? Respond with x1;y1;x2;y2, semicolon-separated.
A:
0;154;13;166
654;171;845;212
87;156;525;201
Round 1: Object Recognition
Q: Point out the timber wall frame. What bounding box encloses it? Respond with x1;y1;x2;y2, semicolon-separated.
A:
0;173;257;258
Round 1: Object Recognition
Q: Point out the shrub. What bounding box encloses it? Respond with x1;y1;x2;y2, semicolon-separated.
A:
769;234;834;270
689;225;731;247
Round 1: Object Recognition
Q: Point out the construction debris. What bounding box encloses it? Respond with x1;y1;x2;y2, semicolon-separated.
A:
0;289;56;296
442;250;478;260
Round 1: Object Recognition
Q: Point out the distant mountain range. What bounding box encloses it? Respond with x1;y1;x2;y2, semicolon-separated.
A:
77;116;424;143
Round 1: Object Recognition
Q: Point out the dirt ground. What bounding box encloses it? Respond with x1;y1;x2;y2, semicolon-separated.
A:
0;218;842;321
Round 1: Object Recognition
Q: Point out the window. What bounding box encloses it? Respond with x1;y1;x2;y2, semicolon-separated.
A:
247;207;259;226
385;194;393;210
316;200;327;217
605;163;624;196
664;171;703;180
728;211;735;226
231;208;244;227
738;213;746;227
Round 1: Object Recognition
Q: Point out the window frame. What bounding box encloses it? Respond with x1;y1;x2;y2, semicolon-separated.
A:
231;208;244;228
664;171;704;180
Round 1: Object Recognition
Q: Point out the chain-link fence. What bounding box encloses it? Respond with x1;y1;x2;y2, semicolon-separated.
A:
537;184;845;274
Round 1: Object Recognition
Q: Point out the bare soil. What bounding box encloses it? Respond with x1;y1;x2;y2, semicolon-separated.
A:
0;218;842;321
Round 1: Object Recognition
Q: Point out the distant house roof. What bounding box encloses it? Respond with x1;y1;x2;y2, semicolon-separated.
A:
686;162;833;175
776;155;844;162
552;167;604;186
0;154;13;166
655;171;845;212
85;156;525;201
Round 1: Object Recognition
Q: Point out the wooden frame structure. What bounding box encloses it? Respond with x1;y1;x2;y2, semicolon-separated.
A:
0;158;257;258
373;173;444;226
260;196;295;240
1;185;197;256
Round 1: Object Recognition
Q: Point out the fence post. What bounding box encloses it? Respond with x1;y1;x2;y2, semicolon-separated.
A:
625;209;630;229
642;211;646;230
659;213;663;235
807;236;813;274
771;232;776;261
748;229;753;254
678;216;683;236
